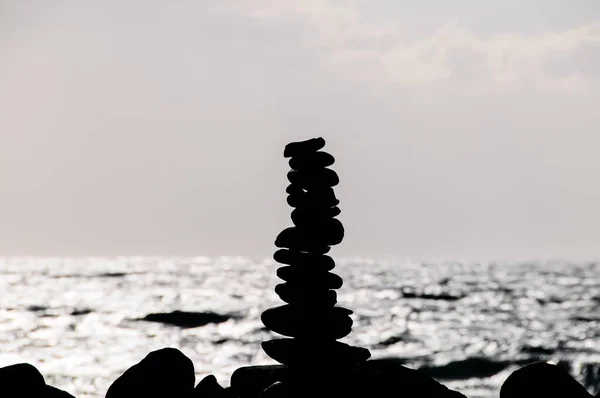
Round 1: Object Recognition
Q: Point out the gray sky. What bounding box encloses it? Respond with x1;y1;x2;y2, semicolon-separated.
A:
1;0;599;261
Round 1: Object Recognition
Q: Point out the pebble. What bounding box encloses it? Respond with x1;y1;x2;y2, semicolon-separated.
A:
284;138;326;158
286;187;340;208
273;250;335;271
275;283;338;307
262;339;371;368
276;267;343;289
274;227;331;254
289;151;335;170
291;207;341;226
287;168;339;189
261;305;353;339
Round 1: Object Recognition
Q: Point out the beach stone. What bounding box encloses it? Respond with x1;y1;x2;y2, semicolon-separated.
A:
262;338;371;368
283;218;344;246
0;363;75;397
500;362;592;398
284;138;326;158
273;250;335;271
287;169;339;189
289;151;335;170
261;305;353;339
192;375;232;398
0;363;46;396
260;381;287;398
275;223;343;249
306;218;344;245
291;207;340;226
230;365;288;398
285;184;304;196
45;386;76;398
353;359;467;398
286;187;339;208
106;347;195;398
276;267;343;289
275;283;337;307
274;227;330;254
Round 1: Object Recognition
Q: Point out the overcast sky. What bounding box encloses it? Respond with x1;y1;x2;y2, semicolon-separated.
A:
1;1;599;261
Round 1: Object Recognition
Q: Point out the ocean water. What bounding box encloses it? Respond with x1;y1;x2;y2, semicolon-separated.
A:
0;257;598;398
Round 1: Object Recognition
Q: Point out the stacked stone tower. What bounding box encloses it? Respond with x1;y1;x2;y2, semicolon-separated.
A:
260;138;370;396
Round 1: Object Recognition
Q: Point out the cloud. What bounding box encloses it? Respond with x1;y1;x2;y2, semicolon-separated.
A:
211;1;600;92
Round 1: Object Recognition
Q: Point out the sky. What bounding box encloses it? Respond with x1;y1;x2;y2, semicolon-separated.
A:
1;0;599;261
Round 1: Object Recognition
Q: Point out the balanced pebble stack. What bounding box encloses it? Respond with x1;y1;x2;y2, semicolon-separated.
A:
260;138;371;397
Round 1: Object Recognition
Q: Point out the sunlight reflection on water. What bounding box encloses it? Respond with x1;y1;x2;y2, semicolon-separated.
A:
0;257;598;398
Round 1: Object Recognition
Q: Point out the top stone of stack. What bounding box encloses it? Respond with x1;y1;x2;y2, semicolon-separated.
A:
283;137;326;158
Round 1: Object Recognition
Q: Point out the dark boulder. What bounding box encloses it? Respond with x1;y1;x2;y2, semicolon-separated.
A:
192;375;234;398
500;362;592;398
106;347;195;398
0;363;74;397
46;385;76;397
419;357;511;380
0;363;46;396
358;359;467;397
230;365;288;398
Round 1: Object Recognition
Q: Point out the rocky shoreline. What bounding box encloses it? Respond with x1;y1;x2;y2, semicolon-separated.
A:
1;138;598;397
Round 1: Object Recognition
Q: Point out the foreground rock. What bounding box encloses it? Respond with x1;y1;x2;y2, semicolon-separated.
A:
500;362;593;398
106;347;195;398
193;375;235;398
0;363;74;397
230;365;288;398
227;359;467;398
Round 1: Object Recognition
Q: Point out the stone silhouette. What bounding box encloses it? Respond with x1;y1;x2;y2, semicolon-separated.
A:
260;137;371;397
106;348;195;398
500;362;594;398
0;362;75;397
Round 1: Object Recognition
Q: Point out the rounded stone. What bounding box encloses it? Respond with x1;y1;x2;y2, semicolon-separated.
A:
286;187;340;209
276;267;343;289
283;219;344;246
286;184;305;195
273;250;335;271
287;168;339;189
291;207;341;226
0;363;46;396
274;227;331;254
275;283;337;307
500;362;592;398
106;348;195;398
289;151;335;170
261;305;353;339
260;381;287;398
284;138;326;158
230;365;288;398
262;338;371;368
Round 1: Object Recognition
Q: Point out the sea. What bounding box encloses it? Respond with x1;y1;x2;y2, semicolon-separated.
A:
0;257;598;398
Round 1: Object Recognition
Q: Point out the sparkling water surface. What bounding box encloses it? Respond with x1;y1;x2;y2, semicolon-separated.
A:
1;257;599;397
